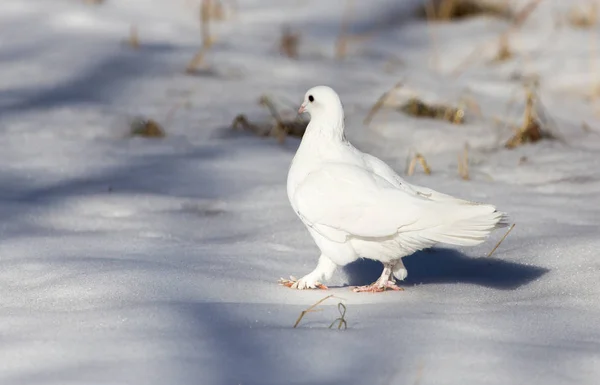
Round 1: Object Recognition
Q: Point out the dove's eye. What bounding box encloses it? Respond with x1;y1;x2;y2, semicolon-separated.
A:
308;95;314;102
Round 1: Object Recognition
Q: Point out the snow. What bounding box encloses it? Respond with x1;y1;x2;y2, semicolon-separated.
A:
1;0;599;384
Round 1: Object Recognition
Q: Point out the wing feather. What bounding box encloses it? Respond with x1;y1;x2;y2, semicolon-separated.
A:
293;162;505;247
293;163;425;240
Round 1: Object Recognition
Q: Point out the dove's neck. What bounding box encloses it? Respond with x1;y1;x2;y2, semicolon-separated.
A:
306;110;346;142
287;110;347;205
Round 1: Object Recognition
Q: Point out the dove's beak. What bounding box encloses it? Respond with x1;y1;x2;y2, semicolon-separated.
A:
298;103;307;114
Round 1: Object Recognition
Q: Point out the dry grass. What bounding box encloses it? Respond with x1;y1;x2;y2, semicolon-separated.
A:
406;153;432;176
128;25;140;50
259;95;308;142
280;26;300;59
422;0;513;70
334;0;375;60
581;121;600;134
201;0;214;49
487;223;516;257
400;98;465;124
328;303;348;330
364;84;470;126
567;2;598;28
491;34;513;63
588;8;600;103
186;49;209;74
207;0;227;21
363;82;404;126
424;0;440;71
292;295;347;329
505;85;555;149
129;118;166;138
231;95;308;143
232;114;287;139
419;0;513;21
451;0;543;76
335;0;354;60
186;0;229;74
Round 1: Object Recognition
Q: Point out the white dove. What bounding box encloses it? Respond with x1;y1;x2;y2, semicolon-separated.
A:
280;85;508;293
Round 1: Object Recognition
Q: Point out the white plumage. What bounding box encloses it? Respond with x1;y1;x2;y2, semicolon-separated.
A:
281;85;508;292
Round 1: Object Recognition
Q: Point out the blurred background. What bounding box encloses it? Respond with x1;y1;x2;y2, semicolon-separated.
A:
1;1;600;384
3;0;599;160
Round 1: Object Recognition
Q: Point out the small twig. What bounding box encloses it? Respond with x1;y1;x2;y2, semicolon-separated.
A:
451;0;544;77
487;223;516;257
418;155;432;175
259;95;307;142
294;295;334;328
590;5;600;102
259;95;285;125
201;0;213;49
335;0;354;60
186;48;207;73
424;0;439;71
492;34;512;62
128;25;140;49
407;153;432;176
439;0;456;20
505;84;552;148
363;82;403;126
186;0;214;74
567;1;598;29
328;303;348;330
280;25;300;59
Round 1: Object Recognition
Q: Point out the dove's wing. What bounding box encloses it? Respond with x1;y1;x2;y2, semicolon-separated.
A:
293;163;429;239
293;163;504;246
360;152;409;190
361;152;477;205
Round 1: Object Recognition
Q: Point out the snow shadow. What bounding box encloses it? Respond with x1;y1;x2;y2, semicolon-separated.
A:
172;301;374;385
343;248;548;290
0;143;240;243
5;300;394;385
0;44;178;114
0;146;225;204
300;0;422;38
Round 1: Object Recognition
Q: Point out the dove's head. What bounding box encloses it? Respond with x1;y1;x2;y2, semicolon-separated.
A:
298;86;345;133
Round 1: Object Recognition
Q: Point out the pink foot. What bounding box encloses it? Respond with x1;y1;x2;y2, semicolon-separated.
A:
352;280;404;293
278;276;328;290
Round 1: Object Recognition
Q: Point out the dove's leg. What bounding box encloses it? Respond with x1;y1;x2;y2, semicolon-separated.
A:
352;262;404;293
392;258;408;281
279;254;337;290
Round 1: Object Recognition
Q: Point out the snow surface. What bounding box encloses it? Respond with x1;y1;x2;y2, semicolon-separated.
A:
1;0;599;384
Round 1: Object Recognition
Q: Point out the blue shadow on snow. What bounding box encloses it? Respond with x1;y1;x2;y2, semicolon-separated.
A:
343;247;548;290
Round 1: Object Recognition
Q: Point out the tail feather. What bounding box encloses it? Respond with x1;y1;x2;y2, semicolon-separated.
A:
421;204;508;247
495;211;511;228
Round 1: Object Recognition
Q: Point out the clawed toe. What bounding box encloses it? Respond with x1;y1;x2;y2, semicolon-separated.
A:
278;276;298;288
352;280;404;293
278;276;328;290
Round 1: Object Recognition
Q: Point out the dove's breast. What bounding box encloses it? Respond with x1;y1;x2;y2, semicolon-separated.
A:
286;153;313;208
287;133;360;194
287;134;333;204
285;137;414;266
